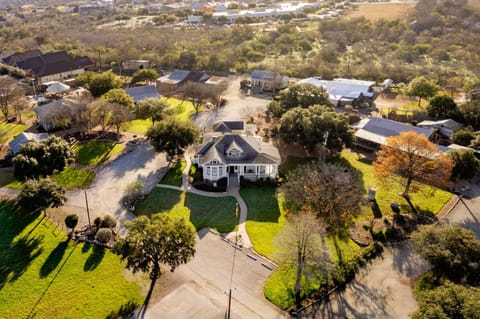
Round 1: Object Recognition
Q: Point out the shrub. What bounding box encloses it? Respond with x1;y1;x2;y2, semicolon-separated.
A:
65;214;79;234
96;228;112;243
372;230;386;242
101;214;117;228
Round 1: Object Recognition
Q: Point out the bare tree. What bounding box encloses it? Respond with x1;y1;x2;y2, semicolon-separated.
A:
183;82;216;116
12;97;28;123
92;100;113;132
108;103;133;139
0;75;23;121
275;211;331;306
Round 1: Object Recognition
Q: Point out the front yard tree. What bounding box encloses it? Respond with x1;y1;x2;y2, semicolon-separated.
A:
183;82;215;116
102;88;135;111
0;75;23;121
274;83;330;115
65;214;79;236
407;76;439;108
411;225;480;284
426;95;460;120
275;211;331;306
114;214;196;280
77;71;122;97
130;69;158;85
19;177;66;216
448;149;480;181
12;97;28;123
281;163;364;229
279;105;353;153
13;136;75;180
147;118;199;159
136;98;172;125
373;131;452;199
108;103;133;140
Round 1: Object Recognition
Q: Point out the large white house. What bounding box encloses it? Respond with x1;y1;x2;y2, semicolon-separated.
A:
193;133;281;185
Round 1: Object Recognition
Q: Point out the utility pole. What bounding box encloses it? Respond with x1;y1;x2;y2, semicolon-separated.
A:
226;203;240;319
84;190;92;229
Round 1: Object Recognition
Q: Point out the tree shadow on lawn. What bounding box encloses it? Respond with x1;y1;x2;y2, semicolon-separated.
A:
84;245;106;271
82;241;92;254
105;299;139;319
39;239;70;278
136;188;182;217
0;202;40;244
0;235;43;289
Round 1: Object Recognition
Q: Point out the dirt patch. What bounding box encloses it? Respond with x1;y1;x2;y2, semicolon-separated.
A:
349;221;373;246
343;2;415;22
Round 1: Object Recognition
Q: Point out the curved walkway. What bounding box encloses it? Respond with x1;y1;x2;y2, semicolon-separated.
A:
156;152;253;249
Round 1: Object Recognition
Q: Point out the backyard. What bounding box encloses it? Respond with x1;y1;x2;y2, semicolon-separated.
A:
0;201;143;319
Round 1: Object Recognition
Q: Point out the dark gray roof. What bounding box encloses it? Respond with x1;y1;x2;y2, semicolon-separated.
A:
125;85;160;102
213;121;244;133
8;132;49;154
2;49;42;65
197;134;280;166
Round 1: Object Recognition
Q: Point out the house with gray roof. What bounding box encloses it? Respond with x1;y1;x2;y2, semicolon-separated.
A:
8;132;49;154
157;69;210;94
250;70;289;92
417;119;463;138
34;98;82;131
193;133;280;185
125;85;160;103
351;117;433;151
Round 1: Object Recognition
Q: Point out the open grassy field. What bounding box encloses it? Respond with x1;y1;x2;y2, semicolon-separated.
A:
343;2;415;22
6;167;95;190
0;201;143;319
124;118;152;135
73;141;124;166
136;188;238;233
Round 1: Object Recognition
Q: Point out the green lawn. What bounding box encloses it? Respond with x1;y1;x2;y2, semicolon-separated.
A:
136;188;238;233
166;98;198;121
340;150;452;217
0;121;26;144
6;167;95;190
73;141;124;166
124;118;152;135
0;201;143;319
240;187;287;260
279;156;318;176
160;161;186;187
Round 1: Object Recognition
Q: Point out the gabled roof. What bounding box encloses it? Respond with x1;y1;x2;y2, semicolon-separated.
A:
2;49;42;65
125;85;160;102
197;134;280;166
298;77;375;102
158;69;192;85
250;69;278;81
354;117;433;146
417;119;463;131
8;132;49;154
213;121;244;133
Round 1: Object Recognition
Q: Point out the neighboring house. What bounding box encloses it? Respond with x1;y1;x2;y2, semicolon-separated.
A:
8;132;49;154
249;70;289;92
122;60;150;71
351;117;433;151
417;119;463;138
297;77;376;107
193;133;280;185
2;50;94;83
45;81;71;94
34;98;82;131
212;121;244;134
157;69;210;94
205;76;228;90
125;85;161;103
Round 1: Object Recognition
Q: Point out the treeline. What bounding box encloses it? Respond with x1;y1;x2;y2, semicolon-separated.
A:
1;0;480;88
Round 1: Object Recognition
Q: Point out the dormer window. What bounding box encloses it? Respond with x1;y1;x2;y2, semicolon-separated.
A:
226;141;243;157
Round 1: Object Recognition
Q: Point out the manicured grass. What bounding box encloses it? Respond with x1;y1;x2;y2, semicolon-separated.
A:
241;187;287;260
279;156;317;175
73;141;124;166
340;150;452;217
166;98;198;121
160;161;186;187
136;188;238;233
6;168;95;190
0;121;26;144
0;201;143;319
124;118;152;135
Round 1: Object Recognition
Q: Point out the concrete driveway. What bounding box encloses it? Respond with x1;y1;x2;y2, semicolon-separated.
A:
193;75;272;129
64;142;168;232
144;229;286;319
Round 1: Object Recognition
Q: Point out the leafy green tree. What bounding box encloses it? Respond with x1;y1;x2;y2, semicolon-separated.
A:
77;71;123;97
407;76;440;108
19;177;66;216
13;136;75;180
451;129;475;146
65;214;79;235
272;83;330;117
147;118;199;159
448;149;480;181
411;225;480;284
130;69;158;85
459;99;480;130
102;88;135;111
113;214;196;280
136;98;172;125
281;163;364;229
279;105;353;153
426;95;460;120
96;228;113;244
100;214;117;229
413;281;480;319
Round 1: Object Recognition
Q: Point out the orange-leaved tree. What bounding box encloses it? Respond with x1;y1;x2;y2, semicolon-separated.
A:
373;131;452;198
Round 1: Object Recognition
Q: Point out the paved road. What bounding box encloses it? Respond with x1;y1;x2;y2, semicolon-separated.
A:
64;142;168;233
144;229;286;319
